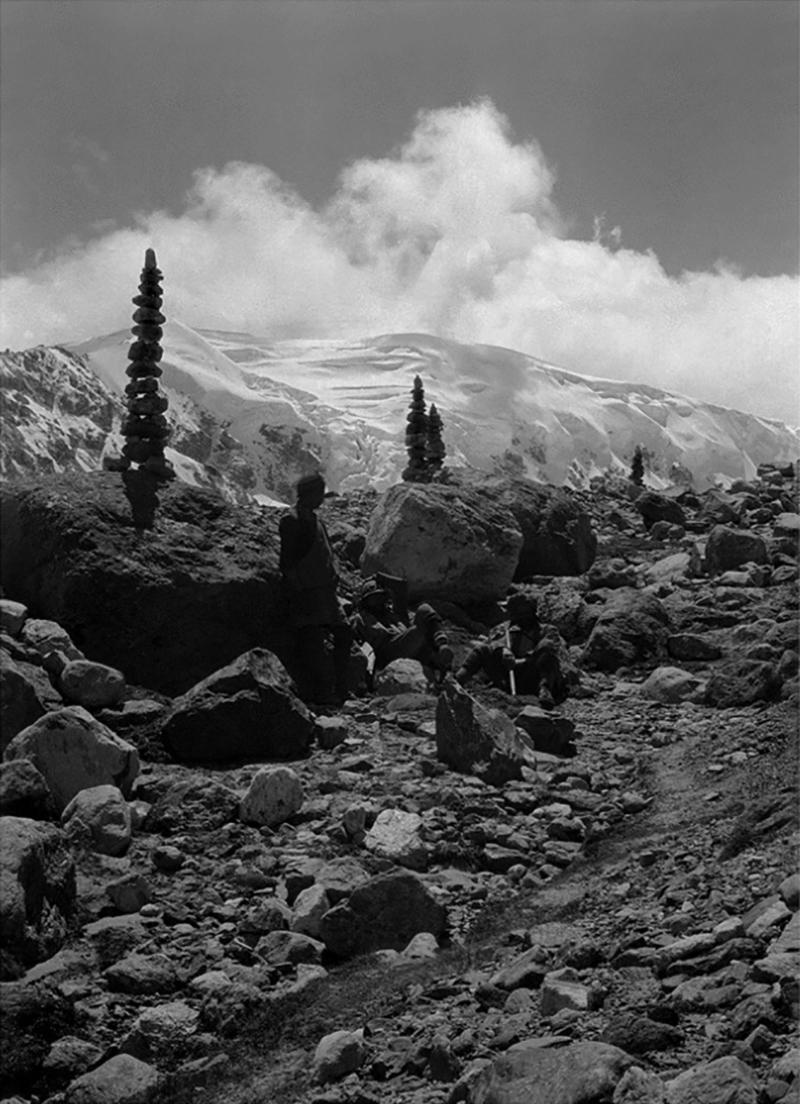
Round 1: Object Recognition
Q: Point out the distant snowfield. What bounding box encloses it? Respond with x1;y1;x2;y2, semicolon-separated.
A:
70;321;799;496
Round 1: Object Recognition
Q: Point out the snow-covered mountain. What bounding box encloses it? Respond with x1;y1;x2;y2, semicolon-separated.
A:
2;322;797;502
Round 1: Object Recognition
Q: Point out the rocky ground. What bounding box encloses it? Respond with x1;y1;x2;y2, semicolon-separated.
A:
1;464;798;1104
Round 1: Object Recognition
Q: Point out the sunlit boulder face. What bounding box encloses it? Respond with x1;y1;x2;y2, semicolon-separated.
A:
360;482;523;604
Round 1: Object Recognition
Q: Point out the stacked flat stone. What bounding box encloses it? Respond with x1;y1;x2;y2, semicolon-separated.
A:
122;248;174;478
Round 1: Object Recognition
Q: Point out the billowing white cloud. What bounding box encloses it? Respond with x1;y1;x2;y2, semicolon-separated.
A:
1;100;797;421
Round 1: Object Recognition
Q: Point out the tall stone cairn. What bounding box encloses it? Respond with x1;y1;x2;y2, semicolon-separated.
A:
402;374;430;483
121;248;174;479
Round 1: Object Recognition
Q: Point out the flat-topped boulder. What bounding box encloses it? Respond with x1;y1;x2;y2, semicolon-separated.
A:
0;473;291;695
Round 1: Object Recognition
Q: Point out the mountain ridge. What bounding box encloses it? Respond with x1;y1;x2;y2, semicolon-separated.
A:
1;323;797;503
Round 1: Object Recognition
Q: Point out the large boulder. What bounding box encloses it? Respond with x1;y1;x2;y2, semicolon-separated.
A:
582;590;670;672
319;870;446;959
0;651;62;751
636;491;686;531
0;473;292;695
361;483;523;604
705;660;782;708
464;1039;634;1103
0;817;76;977
160;649;315;763
0;981;74;1089
4;707;139;814
488;479;597;578
436;680;538;785
705;525;768;575
0;758;54;818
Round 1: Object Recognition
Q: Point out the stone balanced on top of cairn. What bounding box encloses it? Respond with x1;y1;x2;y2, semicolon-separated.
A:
119;248;175;480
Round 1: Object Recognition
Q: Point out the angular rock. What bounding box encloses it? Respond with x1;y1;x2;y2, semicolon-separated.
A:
588;558;639;590
705;659;782;708
664;1056;757;1104
60;659;126;710
601;1013;683;1055
365;808;428;870
4;706;139;813
667;634;722;662
319;869;446;958
612;1065;667;1103
121;1000;199;1065
465;1039;634;1104
583;591;670;672
239;766;303;827
436;680;537;785
0;758;53;818
291;884;331;939
0;817;76;977
313;1029;367;1084
515;706;577;757
373;658;430;696
104;952;180;994
0;651;62;751
61;784;132;856
490;947;549;991
0;981;74;1089
144;776;239;833
314;714;348;750
705;525;768;575
160;649;314;763
362;482;523;603
540;967;595;1017
106;874;153;915
21;618;85;663
63;1053;161;1104
315;856;371;903
0;599;27;635
636;492;686;531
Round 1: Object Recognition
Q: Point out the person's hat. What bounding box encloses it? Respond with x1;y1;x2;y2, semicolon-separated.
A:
296;472;325;497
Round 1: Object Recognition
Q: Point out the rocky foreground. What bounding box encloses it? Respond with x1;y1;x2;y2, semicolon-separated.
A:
0;463;798;1104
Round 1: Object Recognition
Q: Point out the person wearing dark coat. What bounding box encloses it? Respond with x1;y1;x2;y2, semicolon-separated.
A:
279;473;352;707
455;593;566;707
353;576;453;684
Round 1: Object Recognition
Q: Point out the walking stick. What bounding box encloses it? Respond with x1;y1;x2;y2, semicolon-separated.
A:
505;625;517;696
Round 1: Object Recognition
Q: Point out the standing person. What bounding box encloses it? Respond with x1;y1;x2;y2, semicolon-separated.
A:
279;473;352;708
353;576;454;685
455;593;567;708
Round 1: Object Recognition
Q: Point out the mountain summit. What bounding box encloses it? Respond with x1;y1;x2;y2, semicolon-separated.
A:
2;324;797;502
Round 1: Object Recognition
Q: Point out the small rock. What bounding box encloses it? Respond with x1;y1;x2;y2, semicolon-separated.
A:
364;808;428;870
239;766;303;827
61;785;132;856
313;1028;366;1084
106;873;152;914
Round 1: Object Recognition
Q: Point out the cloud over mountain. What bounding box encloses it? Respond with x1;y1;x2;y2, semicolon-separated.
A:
1;100;796;421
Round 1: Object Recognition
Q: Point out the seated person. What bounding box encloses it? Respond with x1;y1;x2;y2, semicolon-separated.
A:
353;575;454;682
455;593;567;708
